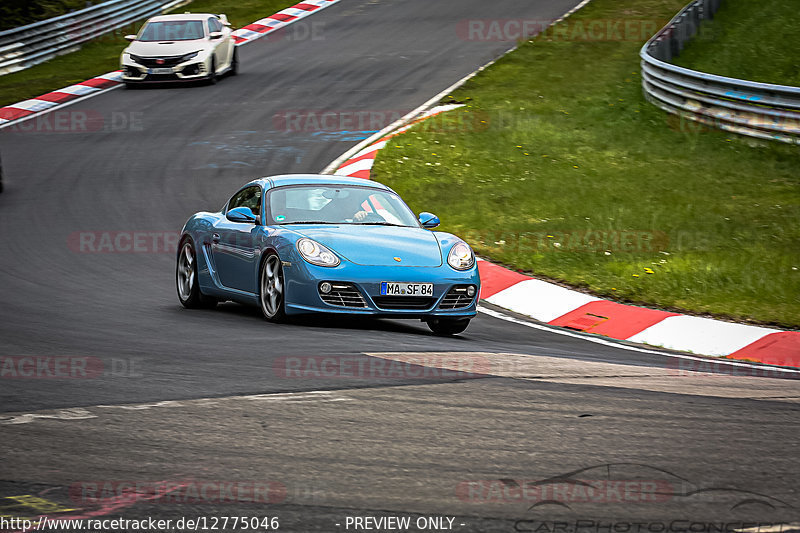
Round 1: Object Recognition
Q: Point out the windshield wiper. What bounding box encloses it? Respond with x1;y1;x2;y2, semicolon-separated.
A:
280;221;340;225
354;222;410;227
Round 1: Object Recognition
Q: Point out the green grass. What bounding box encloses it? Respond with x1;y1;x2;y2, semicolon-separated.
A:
371;0;800;328
673;0;800;86
0;0;296;107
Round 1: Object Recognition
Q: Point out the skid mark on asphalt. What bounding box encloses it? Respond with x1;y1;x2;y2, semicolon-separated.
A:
0;391;350;425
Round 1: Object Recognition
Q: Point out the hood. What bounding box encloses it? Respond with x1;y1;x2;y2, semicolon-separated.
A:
292;226;443;267
125;40;206;57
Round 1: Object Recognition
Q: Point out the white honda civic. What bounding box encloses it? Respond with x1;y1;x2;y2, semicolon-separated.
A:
120;13;237;86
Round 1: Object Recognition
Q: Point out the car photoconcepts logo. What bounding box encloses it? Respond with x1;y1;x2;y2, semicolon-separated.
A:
456;464;795;530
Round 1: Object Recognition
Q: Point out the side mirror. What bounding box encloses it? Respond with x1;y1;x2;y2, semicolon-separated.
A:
226;207;258;224
124;35;137;42
418;212;440;229
209;31;223;40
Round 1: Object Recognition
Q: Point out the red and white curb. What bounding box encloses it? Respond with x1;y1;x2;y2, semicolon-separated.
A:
0;0;340;129
231;0;337;44
332;107;799;368
0;71;123;125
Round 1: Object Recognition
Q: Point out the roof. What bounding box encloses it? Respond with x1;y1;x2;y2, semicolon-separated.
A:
146;13;221;23
247;174;390;190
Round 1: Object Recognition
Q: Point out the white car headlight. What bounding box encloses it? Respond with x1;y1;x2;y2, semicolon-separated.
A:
447;241;475;270
297;238;340;267
180;51;200;62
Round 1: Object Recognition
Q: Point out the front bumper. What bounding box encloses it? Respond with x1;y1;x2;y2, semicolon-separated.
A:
283;260;480;319
121;59;209;83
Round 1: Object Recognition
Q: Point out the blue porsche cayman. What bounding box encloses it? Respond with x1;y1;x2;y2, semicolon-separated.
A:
176;174;480;334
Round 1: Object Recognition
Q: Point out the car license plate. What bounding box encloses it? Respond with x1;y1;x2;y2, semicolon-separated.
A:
148;68;173;74
380;282;433;297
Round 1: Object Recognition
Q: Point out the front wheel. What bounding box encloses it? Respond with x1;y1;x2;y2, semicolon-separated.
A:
260;253;285;322
229;47;238;76
206;57;217;85
177;239;217;309
427;318;471;336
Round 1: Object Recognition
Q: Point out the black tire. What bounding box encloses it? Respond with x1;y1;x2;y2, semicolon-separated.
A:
229;48;238;76
206;57;217;85
177;238;217;309
427;318;471;336
259;252;286;322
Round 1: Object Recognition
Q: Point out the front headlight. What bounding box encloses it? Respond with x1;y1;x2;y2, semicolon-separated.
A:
129;53;144;64
297;238;340;267
447;241;475;270
180;51;200;62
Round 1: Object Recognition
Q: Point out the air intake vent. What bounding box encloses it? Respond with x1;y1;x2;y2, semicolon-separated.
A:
372;296;436;310
439;285;476;309
319;283;367;308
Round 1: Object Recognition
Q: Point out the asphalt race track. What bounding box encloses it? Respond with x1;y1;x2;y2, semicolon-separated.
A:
0;0;798;531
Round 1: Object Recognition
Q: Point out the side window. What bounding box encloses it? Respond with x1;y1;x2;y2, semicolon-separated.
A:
228;186;262;217
208;17;222;34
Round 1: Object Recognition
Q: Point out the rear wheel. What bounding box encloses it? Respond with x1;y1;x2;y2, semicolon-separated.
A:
427;318;471;336
177;239;217;309
260;253;285;321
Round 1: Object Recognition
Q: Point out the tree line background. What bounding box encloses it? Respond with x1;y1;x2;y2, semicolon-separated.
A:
1;0;96;31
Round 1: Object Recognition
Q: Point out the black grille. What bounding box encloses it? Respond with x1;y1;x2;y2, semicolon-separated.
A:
319;283;367;308
134;55;186;68
144;73;179;81
182;64;201;76
372;296;436;310
439;285;476;309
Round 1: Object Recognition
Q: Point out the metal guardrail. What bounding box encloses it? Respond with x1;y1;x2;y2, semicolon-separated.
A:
640;0;800;144
0;0;189;76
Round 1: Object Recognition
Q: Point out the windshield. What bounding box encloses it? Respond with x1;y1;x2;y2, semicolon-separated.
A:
138;20;205;41
267;185;420;227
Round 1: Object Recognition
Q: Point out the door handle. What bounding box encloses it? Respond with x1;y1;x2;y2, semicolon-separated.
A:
212;233;220;243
